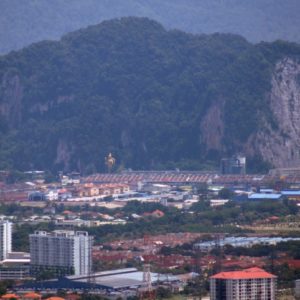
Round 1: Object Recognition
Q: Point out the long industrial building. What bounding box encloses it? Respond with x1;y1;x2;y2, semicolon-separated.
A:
18;268;181;293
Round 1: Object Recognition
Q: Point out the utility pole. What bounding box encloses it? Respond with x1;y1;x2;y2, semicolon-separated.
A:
214;234;224;273
193;248;203;300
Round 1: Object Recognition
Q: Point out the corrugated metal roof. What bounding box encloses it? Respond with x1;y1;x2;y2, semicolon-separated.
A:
74;271;178;289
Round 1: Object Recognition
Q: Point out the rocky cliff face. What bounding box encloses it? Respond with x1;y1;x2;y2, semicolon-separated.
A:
0;72;23;128
197;57;300;169
200;100;225;153
246;58;300;167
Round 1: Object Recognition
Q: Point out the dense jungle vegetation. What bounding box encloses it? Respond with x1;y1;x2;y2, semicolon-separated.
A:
0;18;300;173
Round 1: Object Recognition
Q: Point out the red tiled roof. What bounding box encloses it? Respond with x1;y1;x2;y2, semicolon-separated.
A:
152;209;165;216
62;210;74;215
23;293;41;299
2;294;20;299
65;294;80;300
286;259;300;269
211;267;276;280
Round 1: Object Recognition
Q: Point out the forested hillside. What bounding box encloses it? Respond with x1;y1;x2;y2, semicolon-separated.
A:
1;0;300;54
0;18;300;174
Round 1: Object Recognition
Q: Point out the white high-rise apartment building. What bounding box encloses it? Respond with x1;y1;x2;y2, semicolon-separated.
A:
210;267;276;300
0;221;12;261
30;230;93;276
295;279;300;297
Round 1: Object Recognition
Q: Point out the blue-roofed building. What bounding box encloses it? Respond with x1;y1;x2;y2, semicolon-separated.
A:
281;191;300;195
194;237;300;251
28;191;46;201
259;189;275;194
248;193;283;201
281;190;300;201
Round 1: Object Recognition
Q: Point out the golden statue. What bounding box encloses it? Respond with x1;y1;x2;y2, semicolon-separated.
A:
105;153;116;173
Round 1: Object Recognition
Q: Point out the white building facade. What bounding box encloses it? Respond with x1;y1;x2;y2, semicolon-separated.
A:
296;279;300;297
0;221;12;261
30;230;93;276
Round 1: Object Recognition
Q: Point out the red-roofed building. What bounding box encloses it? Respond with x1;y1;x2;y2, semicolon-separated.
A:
221;256;266;270
210;267;276;300
1;294;20;300
143;209;165;218
64;294;80;300
278;259;300;269
23;292;41;300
